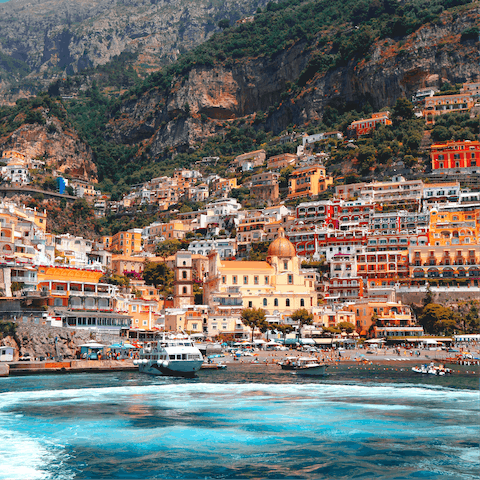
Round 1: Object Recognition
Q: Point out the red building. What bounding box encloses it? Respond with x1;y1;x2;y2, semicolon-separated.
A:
431;140;480;171
347;112;392;138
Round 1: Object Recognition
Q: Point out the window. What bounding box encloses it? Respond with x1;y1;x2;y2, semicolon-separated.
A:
233;276;237;284
243;276;248;285
286;299;290;307
182;271;187;279
283;261;288;270
248;301;252;308
222;276;226;284
254;276;259;285
183;287;187;294
288;274;293;284
300;299;305;307
265;276;269;285
132;305;137;312
274;298;278;307
263;298;267;306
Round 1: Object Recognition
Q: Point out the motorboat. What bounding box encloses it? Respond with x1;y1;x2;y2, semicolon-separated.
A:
281;356;328;376
279;356;301;370
412;363;452;376
134;334;203;377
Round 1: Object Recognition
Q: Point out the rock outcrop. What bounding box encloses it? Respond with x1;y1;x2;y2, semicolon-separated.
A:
0;114;97;182
107;6;480;154
0;0;271;102
2;323;120;360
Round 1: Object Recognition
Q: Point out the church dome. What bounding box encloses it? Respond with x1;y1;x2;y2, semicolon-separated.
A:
267;227;296;257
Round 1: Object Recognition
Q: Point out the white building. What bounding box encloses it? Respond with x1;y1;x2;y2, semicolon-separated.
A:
188;238;237;259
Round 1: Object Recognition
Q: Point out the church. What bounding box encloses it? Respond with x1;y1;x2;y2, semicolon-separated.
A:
203;228;318;321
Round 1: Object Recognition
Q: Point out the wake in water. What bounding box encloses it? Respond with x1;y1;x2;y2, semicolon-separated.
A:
0;374;478;479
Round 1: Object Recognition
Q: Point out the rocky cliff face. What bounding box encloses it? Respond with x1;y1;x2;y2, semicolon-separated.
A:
0;114;97;182
1;323;120;360
0;0;269;102
107;6;479;155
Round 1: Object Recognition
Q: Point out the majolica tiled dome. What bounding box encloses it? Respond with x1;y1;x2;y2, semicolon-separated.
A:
267;227;296;257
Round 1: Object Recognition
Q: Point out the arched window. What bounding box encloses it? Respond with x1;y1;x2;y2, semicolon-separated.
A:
274;298;278;307
300;299;305;307
263;298;267;306
286;299;290;307
182;271;187;279
183;287;187;294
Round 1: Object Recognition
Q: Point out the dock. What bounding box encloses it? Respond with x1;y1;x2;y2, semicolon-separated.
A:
3;359;138;376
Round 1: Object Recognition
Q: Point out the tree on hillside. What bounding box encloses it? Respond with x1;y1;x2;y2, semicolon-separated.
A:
392;98;414;122
241;307;269;343
143;261;173;293
155;239;182;258
418;303;456;335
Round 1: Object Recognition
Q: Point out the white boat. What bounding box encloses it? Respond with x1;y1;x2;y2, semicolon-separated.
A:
412;363;452;376
283;357;328;376
134;334;203;377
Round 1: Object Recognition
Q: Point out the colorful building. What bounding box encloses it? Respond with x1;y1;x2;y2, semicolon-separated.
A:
204;229;318;321
423;93;474;124
103;229;142;255
287;164;333;200
430;140;480;173
347;111;392;137
36;266;115;311
428;205;480;246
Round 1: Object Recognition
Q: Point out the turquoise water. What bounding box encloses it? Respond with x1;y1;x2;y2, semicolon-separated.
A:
0;364;478;479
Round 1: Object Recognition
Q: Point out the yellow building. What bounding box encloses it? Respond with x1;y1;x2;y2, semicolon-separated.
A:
428;206;480;246
115;296;159;330
103;229;142;255
111;255;145;276
409;245;480;286
211;177;238;196
287;164;333;200
204;228;317;320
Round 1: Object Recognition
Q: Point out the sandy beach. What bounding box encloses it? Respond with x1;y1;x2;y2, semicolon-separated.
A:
218;347;480;369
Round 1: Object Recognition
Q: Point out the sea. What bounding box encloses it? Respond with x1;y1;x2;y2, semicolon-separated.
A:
0;363;478;480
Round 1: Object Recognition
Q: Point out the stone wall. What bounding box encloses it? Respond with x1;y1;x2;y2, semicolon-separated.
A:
1;323;121;361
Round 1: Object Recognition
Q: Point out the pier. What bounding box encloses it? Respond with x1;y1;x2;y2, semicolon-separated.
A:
4;359;137;376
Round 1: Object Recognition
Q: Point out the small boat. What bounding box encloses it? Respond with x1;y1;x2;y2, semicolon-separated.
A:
281;357;328;376
134;334;203;377
279;357;300;370
201;363;227;370
412;363;452;376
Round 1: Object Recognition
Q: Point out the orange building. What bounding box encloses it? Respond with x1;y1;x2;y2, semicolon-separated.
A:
267;153;297;170
287;164;333;200
36;266;114;310
423;93;474;124
430;140;480;171
428;206;480;246
344;300;420;337
103;229;142;255
347;112;392;137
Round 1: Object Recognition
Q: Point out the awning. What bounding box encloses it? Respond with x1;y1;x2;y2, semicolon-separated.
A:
365;338;386;343
314;338;333;345
299;338;315;345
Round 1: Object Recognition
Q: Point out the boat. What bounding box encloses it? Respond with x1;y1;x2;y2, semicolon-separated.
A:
279;356;300;370
281;356;328;376
412;362;452;375
201;363;227;370
134;334;203;377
